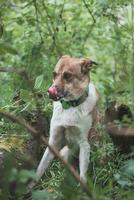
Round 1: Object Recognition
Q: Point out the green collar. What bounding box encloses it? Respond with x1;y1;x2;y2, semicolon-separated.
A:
60;87;89;109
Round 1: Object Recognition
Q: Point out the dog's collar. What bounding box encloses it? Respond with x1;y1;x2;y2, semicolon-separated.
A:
60;86;89;109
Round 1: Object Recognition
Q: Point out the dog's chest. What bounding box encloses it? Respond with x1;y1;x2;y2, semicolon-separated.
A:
51;101;93;133
50;83;98;144
64;126;80;150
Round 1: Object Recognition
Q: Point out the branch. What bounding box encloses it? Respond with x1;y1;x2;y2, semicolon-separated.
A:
0;67;26;75
0;67;33;90
83;0;96;24
33;0;43;42
82;0;97;49
0;110;93;199
106;123;134;137
42;1;61;55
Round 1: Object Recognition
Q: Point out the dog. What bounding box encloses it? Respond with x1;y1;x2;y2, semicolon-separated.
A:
36;55;99;183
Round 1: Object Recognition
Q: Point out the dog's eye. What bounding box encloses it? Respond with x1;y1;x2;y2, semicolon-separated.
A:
53;71;57;79
63;72;73;81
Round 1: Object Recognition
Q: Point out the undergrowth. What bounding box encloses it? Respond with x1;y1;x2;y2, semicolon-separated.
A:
0;115;134;199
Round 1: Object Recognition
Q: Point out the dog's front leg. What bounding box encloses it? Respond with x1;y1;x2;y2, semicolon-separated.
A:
36;126;63;180
79;140;90;183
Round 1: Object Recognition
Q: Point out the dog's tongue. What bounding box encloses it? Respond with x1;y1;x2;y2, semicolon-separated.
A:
48;86;58;100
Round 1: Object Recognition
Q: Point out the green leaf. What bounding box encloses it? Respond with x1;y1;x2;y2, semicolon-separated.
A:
9;168;18;182
32;190;52;200
34;75;44;89
0;42;18;55
0;0;6;5
20;89;32;103
123;160;134;176
18;170;37;183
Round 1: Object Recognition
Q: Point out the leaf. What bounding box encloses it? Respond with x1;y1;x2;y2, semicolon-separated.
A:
34;75;44;89
117;179;132;188
0;143;11;151
18;170;37;183
9;168;18;182
32;190;52;200
0;136;25;152
0;0;6;7
20;89;32;103
123;160;134;176
0;42;18;55
20;102;31;112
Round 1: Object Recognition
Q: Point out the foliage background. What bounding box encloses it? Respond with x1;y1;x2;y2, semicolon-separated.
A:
0;0;134;199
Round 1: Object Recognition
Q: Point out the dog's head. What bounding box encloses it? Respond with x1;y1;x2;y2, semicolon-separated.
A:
48;55;97;101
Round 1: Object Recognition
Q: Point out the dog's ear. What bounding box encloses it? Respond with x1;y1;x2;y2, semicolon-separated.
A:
80;59;98;74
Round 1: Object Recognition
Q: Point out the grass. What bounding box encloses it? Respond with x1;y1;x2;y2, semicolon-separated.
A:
0;112;134;199
34;132;134;200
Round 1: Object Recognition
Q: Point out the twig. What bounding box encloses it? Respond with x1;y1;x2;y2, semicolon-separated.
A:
82;0;97;49
83;0;96;23
0;67;33;88
42;1;61;55
0;110;93;199
33;0;43;42
0;67;26;74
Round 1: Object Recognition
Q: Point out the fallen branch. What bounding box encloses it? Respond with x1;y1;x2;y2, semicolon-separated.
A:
106;122;134;153
106;123;134;137
0;109;93;199
0;67;26;75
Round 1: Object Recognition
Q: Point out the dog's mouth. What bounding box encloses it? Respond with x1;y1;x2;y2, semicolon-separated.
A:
48;86;68;101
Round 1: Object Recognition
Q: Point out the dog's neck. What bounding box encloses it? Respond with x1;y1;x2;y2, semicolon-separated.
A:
60;86;89;109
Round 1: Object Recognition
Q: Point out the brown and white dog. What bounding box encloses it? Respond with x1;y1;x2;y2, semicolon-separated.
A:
36;55;99;183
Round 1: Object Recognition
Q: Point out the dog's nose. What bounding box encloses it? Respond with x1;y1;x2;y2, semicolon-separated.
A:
48;86;58;100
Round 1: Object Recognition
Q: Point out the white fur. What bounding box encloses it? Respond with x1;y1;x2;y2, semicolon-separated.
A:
36;83;98;182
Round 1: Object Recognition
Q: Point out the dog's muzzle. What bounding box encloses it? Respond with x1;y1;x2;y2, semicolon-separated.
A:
48;86;67;101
